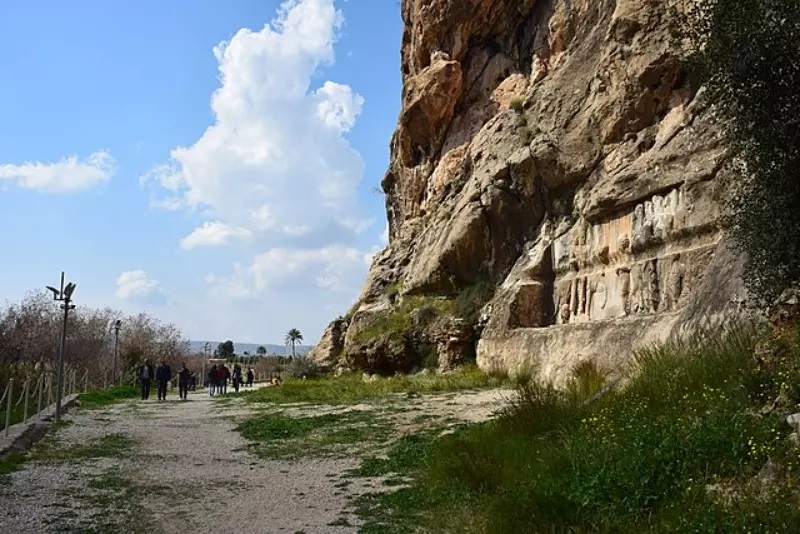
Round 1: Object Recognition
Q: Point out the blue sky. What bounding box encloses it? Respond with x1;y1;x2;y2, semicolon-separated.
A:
0;0;402;344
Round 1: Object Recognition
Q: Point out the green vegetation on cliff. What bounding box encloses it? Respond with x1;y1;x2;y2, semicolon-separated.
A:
355;328;800;532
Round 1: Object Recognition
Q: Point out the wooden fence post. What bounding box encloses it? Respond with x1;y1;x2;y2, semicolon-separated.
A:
4;379;13;437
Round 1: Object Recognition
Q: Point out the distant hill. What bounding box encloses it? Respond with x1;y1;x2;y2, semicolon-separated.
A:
188;341;312;357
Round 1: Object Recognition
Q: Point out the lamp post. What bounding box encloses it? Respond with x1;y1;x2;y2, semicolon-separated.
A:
46;272;76;422
203;342;210;387
112;320;122;386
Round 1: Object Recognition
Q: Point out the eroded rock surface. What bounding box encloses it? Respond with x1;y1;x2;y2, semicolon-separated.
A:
312;0;746;382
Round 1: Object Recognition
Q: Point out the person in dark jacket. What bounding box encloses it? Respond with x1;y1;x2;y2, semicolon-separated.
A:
137;359;155;400
208;365;218;396
155;360;172;401
177;362;191;400
220;364;231;395
232;364;242;393
246;366;255;387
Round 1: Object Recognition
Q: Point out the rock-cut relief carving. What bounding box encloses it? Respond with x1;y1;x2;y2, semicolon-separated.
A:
515;187;713;330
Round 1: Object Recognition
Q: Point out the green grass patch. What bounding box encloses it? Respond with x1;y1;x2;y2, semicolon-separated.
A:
32;433;135;463
237;410;393;460
78;385;139;409
353;327;800;532
243;365;506;405
0;452;27;478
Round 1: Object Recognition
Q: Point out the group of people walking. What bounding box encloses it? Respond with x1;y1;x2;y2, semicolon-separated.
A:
207;363;255;395
136;359;259;401
136;359;195;401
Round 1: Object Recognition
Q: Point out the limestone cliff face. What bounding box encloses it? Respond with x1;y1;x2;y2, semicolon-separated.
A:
310;0;746;382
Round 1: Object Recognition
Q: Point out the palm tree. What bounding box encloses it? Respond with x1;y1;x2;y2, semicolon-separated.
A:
285;328;303;358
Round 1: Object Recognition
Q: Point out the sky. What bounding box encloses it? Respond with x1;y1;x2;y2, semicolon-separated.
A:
0;0;402;345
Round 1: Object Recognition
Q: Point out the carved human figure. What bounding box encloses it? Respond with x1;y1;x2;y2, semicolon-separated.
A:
617;267;631;316
592;280;608;317
560;302;571;324
666;254;686;310
644;259;660;312
630;264;643;313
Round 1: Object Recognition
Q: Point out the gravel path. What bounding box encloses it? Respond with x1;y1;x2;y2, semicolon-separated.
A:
0;384;511;533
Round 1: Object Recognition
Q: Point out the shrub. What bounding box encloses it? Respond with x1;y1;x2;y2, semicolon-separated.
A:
283;357;323;379
509;98;524;113
683;0;800;304
450;280;495;324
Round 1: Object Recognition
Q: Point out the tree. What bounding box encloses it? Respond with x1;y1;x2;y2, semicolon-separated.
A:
256;345;267;357
217;340;235;360
682;0;800;304
0;291;189;390
285;328;303;358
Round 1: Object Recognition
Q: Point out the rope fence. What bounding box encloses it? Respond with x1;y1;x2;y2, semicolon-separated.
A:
1;368;88;437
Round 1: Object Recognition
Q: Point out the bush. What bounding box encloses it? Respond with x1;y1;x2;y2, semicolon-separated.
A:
509;98;524;113
683;0;800;304
283;357;323;380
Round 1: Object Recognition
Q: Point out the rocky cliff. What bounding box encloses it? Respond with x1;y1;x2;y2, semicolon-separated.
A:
310;0;746;383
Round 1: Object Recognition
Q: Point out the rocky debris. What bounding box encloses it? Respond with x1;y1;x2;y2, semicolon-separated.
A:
769;287;800;328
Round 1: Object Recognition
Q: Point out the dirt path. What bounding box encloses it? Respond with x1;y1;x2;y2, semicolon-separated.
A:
0;384;511;533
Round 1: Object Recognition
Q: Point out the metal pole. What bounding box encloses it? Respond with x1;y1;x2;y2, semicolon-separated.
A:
54;293;69;422
113;326;119;386
4;379;13;437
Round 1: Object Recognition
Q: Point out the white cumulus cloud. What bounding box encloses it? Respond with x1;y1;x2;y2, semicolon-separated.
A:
141;0;385;340
180;221;252;250
141;0;369;246
116;270;161;299
0;150;115;192
208;245;366;298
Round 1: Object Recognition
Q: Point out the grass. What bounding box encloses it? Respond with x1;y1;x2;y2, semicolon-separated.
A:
237;409;394;459
78;385;139;409
352;326;800;533
31;432;135;463
509;98;524;112
0;451;27;479
243;365;507;405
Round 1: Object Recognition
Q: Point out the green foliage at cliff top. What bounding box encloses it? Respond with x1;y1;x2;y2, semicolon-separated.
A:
683;0;800;304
